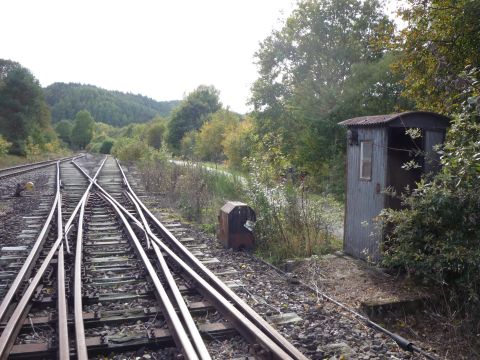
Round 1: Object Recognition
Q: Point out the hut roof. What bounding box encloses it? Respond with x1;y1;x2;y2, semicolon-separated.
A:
339;111;450;127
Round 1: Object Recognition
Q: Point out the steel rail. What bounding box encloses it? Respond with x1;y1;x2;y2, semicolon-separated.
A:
74;160;300;358
135;218;294;359
64;156;108;254
115;160;308;360
126;192;211;360
0;157;98;359
0;227;65;359
56;163;69;359
57;242;69;359
0;165;60;323
70;157;107;360
73;191;89;360
99;192;200;360
0;155;83;180
0;161;65;359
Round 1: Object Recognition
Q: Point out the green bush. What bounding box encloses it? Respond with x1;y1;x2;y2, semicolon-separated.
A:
99;140;114;154
379;67;480;302
246;151;343;263
0;135;12;156
111;138;154;162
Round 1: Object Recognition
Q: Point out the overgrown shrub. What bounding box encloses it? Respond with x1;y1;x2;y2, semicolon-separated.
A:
139;159;244;226
245;144;343;262
111;138;154;162
138;139;343;262
379;67;480;303
99;140;114;154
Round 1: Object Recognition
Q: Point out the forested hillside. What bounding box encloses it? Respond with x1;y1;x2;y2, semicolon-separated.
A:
44;83;180;126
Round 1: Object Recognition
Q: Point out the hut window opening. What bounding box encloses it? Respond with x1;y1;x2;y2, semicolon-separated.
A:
360;141;373;180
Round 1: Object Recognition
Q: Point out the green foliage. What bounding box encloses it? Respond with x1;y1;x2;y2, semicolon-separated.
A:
167;85;222;152
194;109;239;162
250;0;403;195
0;59;55;155
379;67;480;302
222;117;255;171
245;143;343;262
44;82;180;126
139;158;245;225
146;122;166;150
180;131;197;159
55;119;73;145
0;135;12;156
394;0;480;113
71;110;95;149
99;139;114;154
111;137;155;162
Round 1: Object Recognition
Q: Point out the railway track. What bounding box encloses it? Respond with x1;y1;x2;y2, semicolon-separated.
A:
0;156;80;181
0;155;308;359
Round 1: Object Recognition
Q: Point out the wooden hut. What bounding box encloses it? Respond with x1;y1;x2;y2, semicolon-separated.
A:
339;111;450;262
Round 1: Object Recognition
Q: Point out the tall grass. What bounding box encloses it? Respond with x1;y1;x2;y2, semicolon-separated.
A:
139;159;245;232
138;158;343;262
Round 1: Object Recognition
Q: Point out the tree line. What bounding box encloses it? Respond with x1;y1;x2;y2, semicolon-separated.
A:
45;83;180;127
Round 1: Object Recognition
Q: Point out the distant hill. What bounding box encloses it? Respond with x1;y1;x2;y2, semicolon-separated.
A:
44;83;180;126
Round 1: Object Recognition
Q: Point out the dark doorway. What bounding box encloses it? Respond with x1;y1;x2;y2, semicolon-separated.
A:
387;127;424;209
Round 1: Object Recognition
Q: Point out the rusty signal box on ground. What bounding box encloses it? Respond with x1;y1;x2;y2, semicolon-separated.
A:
218;201;256;250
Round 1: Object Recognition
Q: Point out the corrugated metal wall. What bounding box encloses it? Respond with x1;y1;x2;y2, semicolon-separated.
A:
344;127;387;261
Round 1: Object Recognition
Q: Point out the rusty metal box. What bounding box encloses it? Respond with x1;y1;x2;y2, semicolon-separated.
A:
218;201;255;250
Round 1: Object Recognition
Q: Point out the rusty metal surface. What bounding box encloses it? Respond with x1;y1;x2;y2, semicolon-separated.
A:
218;201;255;250
0;221;64;358
339;111;450;127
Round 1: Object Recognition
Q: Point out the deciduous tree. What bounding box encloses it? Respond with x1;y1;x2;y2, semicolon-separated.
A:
71;110;95;149
0;59;54;155
194;110;239;162
394;0;480;113
167;85;221;152
55;119;73;145
147;122;166;149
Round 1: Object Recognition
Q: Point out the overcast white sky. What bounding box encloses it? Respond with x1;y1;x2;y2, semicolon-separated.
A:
1;1;402;114
1;0;299;113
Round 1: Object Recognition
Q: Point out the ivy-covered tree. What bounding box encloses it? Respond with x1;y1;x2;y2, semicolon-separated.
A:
167;85;221;152
0;59;54;155
71;110;95;149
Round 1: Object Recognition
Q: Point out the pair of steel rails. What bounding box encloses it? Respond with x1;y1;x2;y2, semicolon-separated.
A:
0;155;81;180
0;156;307;359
